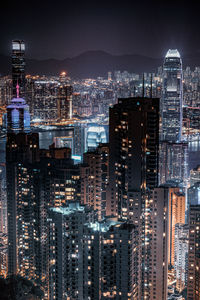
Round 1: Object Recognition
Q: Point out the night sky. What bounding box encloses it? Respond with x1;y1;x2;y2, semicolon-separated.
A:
1;0;200;59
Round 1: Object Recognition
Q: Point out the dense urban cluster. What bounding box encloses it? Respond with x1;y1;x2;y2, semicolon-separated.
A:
0;41;200;300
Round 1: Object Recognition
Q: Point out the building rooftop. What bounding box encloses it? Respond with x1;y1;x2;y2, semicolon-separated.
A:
165;49;181;58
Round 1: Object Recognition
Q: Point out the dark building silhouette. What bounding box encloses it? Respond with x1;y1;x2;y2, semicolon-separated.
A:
107;97;160;222
107;97;160;299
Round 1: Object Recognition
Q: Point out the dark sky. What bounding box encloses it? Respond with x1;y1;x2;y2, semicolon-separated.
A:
1;0;200;59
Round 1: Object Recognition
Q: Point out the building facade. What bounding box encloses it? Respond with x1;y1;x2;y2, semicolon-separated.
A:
162;49;183;142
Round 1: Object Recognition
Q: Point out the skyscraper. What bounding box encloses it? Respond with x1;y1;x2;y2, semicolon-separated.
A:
107;97;160;223
107;97;160;299
187;205;200;300
48;204;139;300
57;84;73;120
12;40;25;99
162;49;183;142
174;223;189;292
6;84;30;133
6;132;40;275
81;143;109;220
168;187;185;267
150;187;169;300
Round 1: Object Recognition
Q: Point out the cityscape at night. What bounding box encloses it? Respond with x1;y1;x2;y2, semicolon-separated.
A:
0;1;200;300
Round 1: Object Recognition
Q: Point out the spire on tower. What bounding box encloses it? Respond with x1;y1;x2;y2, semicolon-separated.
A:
16;81;19;98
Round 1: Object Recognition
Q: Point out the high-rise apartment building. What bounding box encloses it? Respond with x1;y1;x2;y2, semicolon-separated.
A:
107;97;160;299
107;97;160;223
81;143;109;220
48;204;139;300
6;132;40;275
48;203;96;300
168;187;185;267
187;205;200;300
12;40;25;98
162;49;183;142
174;223;189;292
0;163;7;234
149;187;169;300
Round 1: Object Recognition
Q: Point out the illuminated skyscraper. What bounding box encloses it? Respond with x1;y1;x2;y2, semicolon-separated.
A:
107;97;160;299
107;97;160;222
187;205;200;300
162;49;183;142
48;205;139;300
12;40;25;98
174;223;189;293
57;84;73;120
6;84;30;133
168;187;185;267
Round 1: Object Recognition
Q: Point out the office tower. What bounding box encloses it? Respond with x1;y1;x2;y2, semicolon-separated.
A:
174;223;189;292
6;132;39;276
12;40;25;98
187;205;200;300
190;165;200;186
6;88;30;133
168;187;185;267
149;187;169;300
107;97;160;223
57;84;73;120
159;141;188;186
47;203;97;300
162;49;183;142
86;125;107;151
81;143;109;220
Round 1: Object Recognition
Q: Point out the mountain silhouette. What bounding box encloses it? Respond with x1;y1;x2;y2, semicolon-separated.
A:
1;50;200;78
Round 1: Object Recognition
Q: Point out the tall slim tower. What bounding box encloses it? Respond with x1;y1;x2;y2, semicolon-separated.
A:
162;49;183;142
12;40;25;98
57;84;73;120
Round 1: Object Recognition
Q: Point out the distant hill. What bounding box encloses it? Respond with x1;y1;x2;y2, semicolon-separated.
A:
1;50;200;78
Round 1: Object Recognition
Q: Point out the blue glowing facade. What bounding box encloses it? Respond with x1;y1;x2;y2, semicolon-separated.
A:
162;49;183;142
7;98;30;133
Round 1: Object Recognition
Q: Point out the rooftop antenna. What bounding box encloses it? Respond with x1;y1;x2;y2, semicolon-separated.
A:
16;81;19;98
150;73;153;98
142;73;145;97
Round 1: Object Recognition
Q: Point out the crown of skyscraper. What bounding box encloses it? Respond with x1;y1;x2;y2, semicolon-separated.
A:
165;49;181;58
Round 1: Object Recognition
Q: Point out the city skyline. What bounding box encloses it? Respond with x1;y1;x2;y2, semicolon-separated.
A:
0;37;200;299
